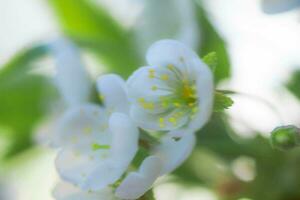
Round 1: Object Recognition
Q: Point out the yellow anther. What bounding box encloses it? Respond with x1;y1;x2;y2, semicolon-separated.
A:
159;118;165;128
169;117;177;125
148;69;155;78
139;98;155;110
142;102;154;110
151;85;158;91
161;74;169;81
138;98;145;103
167;64;175;70
99;95;105;101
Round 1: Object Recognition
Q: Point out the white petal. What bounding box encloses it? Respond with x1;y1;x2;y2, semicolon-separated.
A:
146;39;200;73
55;104;110;148
55;104;118;189
97;74;129;114
49;38;91;107
115;156;163;199
130;105;189;131
127;66;173;103
188;58;214;132
262;0;300;13
153;133;196;174
53;181;117;200
83;112;139;191
55;147;112;189
174;0;200;50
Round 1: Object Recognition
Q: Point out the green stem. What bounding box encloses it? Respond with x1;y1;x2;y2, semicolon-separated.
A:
217;89;284;125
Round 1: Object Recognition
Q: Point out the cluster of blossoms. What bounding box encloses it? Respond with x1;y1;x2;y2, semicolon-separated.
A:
47;39;214;200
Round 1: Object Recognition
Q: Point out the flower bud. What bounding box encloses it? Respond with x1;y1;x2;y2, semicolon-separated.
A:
271;125;300;151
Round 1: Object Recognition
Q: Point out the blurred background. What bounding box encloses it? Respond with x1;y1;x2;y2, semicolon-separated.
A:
0;0;300;199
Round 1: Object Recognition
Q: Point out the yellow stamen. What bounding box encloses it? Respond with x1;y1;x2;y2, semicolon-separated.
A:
159;118;165;128
161;74;169;81
169;117;177;126
167;64;175;70
148;69;155;78
151;85;158;91
138;98;145;103
99;95;105;101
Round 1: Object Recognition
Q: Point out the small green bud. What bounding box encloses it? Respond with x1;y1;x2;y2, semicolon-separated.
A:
271;125;300;151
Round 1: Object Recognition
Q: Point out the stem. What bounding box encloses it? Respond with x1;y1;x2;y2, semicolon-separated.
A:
217;89;284;125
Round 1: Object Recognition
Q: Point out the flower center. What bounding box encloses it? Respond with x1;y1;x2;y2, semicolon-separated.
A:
136;64;199;129
180;81;197;107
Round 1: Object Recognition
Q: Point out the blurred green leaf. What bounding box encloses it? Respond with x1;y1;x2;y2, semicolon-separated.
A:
214;91;234;112
0;45;56;158
286;69;300;101
195;1;231;84
48;0;142;77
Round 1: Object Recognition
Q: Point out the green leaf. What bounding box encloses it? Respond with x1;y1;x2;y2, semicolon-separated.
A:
286;69;300;101
214;91;234;112
202;52;218;72
195;1;231;83
0;45;56;158
48;0;142;77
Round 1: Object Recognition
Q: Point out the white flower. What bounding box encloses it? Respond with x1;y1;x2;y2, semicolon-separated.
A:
53;181;118;200
116;133;196;199
261;0;300;13
127;39;214;137
55;74;139;191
